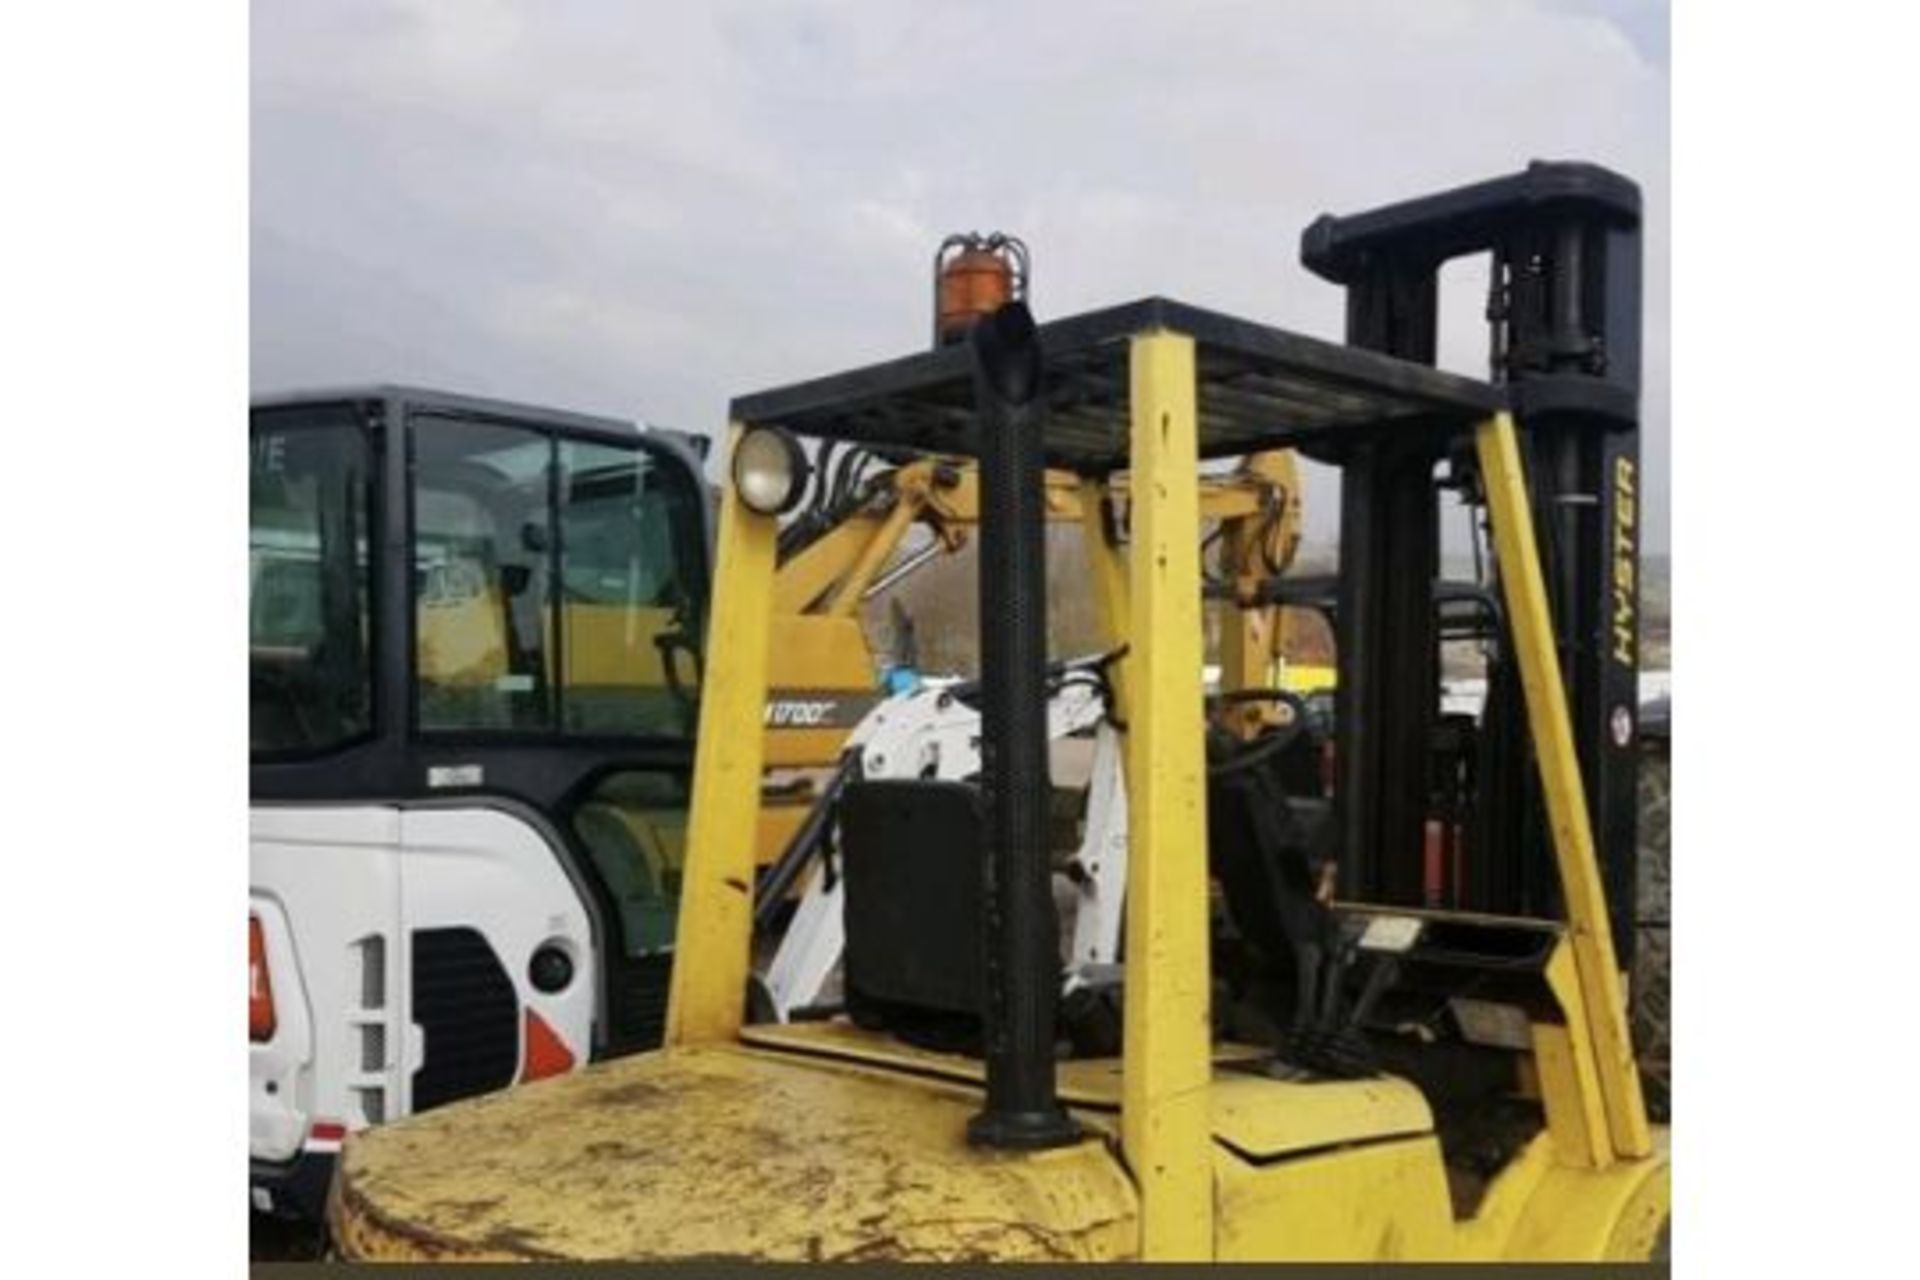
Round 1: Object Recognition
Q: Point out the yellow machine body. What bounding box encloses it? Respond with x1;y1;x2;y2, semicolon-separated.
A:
331;320;1666;1262
334;1020;1663;1262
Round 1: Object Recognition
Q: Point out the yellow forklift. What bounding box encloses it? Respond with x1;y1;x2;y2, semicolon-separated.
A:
329;161;1668;1262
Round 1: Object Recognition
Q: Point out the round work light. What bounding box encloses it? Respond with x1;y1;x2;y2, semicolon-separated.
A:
731;425;811;516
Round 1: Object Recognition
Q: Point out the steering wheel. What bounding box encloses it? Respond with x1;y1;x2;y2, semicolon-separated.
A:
1204;688;1314;777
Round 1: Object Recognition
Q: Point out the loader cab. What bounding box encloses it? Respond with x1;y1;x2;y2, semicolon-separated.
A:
249;388;714;1079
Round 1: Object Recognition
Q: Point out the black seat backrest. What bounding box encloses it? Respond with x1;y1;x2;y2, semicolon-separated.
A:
841;779;984;1019
1206;742;1338;967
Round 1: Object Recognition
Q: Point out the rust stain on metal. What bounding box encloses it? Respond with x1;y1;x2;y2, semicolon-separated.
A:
332;1043;1142;1261
593;1079;669;1107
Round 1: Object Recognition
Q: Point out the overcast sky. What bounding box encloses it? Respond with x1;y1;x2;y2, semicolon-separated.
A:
253;0;1669;549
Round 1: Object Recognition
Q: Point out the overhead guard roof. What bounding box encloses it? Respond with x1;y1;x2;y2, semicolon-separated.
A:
729;296;1503;473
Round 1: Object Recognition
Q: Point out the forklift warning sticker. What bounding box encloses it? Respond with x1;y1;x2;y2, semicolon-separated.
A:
1357;914;1423;954
1450;998;1534;1052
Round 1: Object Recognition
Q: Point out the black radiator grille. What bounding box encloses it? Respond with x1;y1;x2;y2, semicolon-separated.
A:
410;927;518;1112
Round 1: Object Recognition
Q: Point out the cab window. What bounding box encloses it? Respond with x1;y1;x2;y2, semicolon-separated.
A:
557;436;706;737
250;408;373;755
411;418;705;738
412;420;554;731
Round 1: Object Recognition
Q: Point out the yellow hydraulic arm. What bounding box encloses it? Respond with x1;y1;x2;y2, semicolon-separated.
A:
755;450;1306;861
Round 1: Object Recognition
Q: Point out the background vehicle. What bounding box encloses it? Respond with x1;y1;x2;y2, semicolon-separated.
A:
249;387;711;1219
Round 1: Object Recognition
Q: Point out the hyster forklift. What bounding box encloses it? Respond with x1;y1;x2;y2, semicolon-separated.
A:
329;161;1668;1262
249;246;1307;1232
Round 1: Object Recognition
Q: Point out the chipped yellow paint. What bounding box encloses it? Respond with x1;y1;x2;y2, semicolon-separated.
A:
1453;1129;1557;1259
1502;1131;1671;1261
1121;330;1214;1260
330;1044;1141;1262
742;1022;1433;1165
1447;1126;1668;1260
330;1030;1668;1263
740;1019;1225;1108
1534;940;1615;1169
1214;1134;1456;1261
1475;412;1651;1160
1207;1071;1432;1159
664;424;778;1047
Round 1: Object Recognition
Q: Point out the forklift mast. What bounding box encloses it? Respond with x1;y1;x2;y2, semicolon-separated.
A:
1301;162;1644;965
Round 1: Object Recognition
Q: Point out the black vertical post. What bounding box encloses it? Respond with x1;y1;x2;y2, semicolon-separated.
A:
1501;207;1645;966
1329;260;1442;906
383;398;415;741
966;301;1080;1151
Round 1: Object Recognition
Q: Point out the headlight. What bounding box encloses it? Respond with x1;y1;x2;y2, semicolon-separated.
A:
731;425;810;516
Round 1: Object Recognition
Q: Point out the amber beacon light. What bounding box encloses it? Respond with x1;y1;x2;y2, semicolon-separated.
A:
933;232;1030;348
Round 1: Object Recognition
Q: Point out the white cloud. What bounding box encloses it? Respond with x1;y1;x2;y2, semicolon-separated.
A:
253;0;1669;546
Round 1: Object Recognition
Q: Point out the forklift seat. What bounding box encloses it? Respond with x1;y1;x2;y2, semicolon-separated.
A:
840;779;986;1025
1205;728;1341;1024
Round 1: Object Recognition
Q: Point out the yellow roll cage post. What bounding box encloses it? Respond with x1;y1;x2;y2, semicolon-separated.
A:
1476;411;1650;1160
665;424;779;1046
1117;331;1215;1256
330;165;1666;1263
